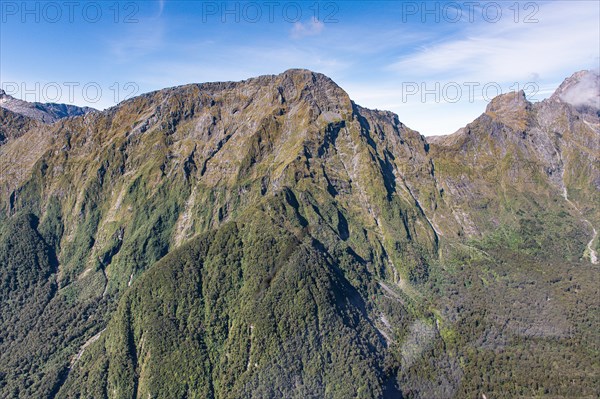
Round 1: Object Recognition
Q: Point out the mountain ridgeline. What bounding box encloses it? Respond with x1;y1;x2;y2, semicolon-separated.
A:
0;89;94;125
0;69;598;398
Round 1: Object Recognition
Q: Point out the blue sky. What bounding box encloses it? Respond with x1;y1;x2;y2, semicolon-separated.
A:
1;0;599;135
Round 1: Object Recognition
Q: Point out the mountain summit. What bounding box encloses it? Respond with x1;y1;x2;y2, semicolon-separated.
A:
550;69;600;112
0;70;598;399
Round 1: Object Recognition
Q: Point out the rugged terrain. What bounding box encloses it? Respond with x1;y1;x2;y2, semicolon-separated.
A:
0;69;598;398
0;89;94;126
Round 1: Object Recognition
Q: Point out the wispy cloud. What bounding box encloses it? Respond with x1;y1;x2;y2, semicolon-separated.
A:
5;0;595;136
291;17;325;39
558;71;600;109
108;23;165;61
107;2;167;61
130;42;351;90
387;1;600;83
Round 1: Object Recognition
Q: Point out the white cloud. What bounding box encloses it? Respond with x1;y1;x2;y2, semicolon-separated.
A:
387;1;600;83
559;71;600;109
108;25;165;61
11;0;594;137
339;0;600;135
291;17;324;39
158;0;165;16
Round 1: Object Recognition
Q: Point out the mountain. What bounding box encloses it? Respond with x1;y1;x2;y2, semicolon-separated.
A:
549;69;600;116
0;69;598;399
0;88;95;125
0;107;38;145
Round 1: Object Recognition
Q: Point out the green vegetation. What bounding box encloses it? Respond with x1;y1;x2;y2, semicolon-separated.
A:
60;203;392;398
0;69;598;398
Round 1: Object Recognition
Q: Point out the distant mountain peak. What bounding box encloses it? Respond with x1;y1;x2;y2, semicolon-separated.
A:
0;88;95;123
550;70;600;112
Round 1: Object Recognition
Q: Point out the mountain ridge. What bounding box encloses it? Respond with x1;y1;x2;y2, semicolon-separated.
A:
0;88;95;124
0;68;598;398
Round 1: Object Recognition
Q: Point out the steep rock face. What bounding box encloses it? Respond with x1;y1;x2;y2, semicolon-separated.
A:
1;69;438;297
0;70;440;398
0;107;39;145
0;70;598;398
428;74;599;256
